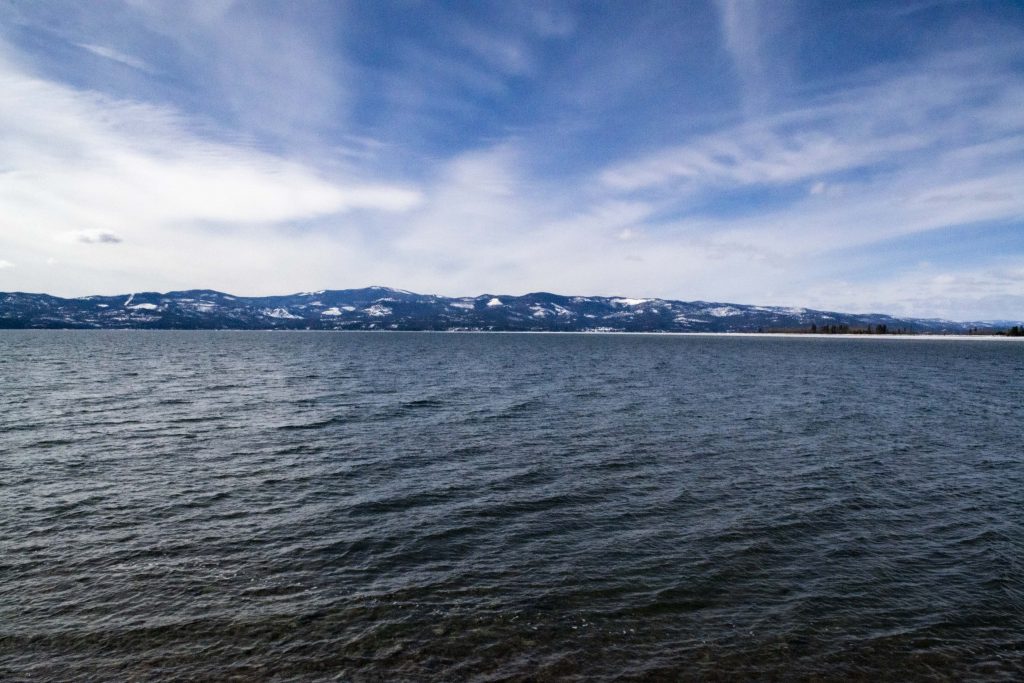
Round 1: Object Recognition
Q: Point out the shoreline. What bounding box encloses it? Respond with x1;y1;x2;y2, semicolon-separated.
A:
3;328;1022;340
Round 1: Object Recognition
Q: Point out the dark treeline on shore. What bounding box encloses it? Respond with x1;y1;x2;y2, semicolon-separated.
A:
755;324;1024;336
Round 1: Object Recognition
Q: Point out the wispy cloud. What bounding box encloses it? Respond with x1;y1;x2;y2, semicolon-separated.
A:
453;24;534;76
715;0;767;110
600;45;1024;239
603;45;1018;195
122;0;353;148
76;43;153;73
601;122;923;193
798;260;1024;322
714;0;792;115
0;52;421;293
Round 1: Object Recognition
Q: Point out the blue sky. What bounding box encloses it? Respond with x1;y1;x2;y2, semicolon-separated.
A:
0;0;1022;320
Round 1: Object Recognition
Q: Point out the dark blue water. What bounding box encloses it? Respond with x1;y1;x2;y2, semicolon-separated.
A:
1;331;1022;681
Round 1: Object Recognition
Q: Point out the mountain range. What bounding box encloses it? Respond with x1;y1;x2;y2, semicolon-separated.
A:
1;287;1018;333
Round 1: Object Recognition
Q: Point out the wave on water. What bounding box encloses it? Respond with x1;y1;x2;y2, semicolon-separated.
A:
1;331;1022;680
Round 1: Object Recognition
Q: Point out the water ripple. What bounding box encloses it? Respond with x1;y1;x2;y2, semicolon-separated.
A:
1;331;1022;680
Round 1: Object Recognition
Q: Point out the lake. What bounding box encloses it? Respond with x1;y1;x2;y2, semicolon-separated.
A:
1;331;1022;680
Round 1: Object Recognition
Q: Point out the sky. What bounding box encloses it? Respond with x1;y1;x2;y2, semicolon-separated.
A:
1;0;1023;320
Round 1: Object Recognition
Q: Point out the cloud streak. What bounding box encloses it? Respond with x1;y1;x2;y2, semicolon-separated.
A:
76;43;153;73
715;0;768;111
0;57;421;230
0;50;421;295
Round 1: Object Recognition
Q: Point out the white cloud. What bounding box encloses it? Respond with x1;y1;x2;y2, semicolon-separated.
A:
0;58;421;234
797;261;1024;322
0;53;421;295
602;47;1022;197
598;47;1024;260
76;43;153;73
602;124;923;192
0;260;14;269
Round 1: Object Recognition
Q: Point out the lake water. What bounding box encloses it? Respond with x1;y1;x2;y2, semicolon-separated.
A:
1;331;1022;680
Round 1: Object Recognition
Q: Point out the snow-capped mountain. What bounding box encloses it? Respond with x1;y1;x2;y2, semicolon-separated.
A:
0;287;1017;333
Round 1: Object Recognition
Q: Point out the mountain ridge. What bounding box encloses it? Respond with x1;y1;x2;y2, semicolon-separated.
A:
1;287;1019;333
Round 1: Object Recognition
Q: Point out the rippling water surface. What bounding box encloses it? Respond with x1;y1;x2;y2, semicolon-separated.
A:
2;331;1022;681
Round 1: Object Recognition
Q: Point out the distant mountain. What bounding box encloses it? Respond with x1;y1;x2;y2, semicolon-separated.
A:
0;287;1018;333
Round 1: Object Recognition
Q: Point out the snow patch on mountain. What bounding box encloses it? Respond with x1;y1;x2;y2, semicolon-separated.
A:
368;286;415;295
0;287;991;333
263;308;301;319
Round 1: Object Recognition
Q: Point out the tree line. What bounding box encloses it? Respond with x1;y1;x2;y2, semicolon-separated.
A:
804;323;1023;335
808;323;899;334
